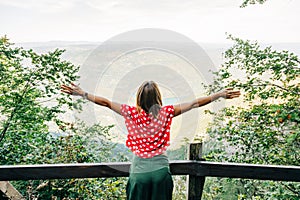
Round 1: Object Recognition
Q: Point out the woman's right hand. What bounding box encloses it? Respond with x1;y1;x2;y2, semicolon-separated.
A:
220;88;241;99
60;82;84;96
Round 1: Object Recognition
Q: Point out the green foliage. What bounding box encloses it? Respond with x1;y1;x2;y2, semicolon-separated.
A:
0;36;129;199
203;35;300;199
240;0;268;8
0;35;83;164
11;121;129;199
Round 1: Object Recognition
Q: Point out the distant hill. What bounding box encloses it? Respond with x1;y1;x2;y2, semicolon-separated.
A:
16;41;300;67
16;41;300;149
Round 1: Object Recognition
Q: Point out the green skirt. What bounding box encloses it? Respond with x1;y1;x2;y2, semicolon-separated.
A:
126;167;173;200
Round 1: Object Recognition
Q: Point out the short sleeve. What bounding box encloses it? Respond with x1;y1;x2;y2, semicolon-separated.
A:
165;105;175;118
121;104;129;117
121;104;137;119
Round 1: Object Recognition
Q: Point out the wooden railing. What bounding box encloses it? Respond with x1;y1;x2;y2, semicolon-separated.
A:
1;143;300;200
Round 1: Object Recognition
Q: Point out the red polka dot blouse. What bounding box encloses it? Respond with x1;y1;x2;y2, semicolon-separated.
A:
121;104;175;158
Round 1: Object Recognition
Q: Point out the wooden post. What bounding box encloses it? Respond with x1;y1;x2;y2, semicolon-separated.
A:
187;143;205;200
0;181;24;200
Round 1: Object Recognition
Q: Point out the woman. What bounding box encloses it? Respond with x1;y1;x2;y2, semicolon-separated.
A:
61;81;240;200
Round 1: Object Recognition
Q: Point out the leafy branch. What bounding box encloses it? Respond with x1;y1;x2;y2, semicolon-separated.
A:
240;0;268;8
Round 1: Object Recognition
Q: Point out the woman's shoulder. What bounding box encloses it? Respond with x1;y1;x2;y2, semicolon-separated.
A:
121;104;138;116
161;105;175;116
161;105;174;112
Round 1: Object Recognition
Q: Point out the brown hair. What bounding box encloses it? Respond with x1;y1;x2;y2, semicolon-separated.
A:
136;81;162;117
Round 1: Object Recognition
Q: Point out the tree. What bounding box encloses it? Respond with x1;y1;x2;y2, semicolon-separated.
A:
203;35;300;199
0;35;83;164
0;36;129;199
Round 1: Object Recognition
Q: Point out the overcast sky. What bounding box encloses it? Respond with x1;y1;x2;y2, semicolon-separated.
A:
0;0;299;43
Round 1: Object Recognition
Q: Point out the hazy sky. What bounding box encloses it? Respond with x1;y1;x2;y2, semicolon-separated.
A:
0;0;299;43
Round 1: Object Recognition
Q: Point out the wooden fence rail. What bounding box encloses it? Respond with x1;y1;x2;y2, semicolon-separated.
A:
1;143;300;199
1;161;300;199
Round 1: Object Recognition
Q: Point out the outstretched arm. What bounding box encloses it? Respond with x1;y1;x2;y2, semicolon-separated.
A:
173;88;240;117
60;83;122;115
